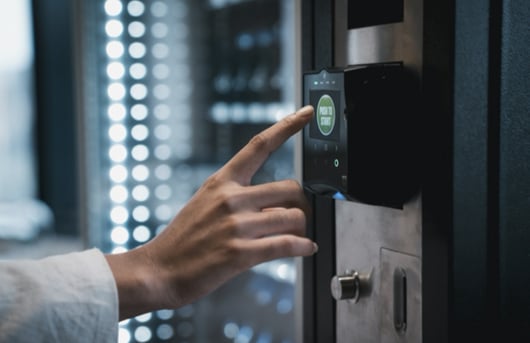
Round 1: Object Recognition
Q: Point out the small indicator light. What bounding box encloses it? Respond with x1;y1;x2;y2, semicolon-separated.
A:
333;192;346;200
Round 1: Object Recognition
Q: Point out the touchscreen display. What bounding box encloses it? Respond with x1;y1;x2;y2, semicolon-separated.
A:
309;90;341;142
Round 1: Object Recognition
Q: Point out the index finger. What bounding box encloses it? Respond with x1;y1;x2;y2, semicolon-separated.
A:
222;105;314;185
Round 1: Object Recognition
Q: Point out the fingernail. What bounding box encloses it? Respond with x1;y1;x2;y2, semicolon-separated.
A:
297;105;314;118
312;242;319;254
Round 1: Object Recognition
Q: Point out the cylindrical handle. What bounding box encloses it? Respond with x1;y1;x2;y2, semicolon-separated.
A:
330;271;360;302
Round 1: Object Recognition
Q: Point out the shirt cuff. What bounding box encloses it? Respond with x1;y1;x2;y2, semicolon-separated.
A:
0;248;119;343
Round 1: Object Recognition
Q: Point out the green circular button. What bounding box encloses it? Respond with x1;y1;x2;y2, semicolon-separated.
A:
334;158;340;168
316;94;336;136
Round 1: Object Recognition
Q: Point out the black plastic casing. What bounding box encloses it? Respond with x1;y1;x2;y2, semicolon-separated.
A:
303;63;421;208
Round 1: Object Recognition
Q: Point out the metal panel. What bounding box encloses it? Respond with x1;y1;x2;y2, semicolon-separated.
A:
335;0;423;74
380;248;421;343
332;0;424;341
335;198;421;342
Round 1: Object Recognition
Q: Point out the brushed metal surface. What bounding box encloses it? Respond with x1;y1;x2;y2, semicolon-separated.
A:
380;248;422;343
333;0;424;341
335;0;423;75
335;197;422;342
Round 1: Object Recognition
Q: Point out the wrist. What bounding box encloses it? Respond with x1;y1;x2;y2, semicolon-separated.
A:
105;247;163;320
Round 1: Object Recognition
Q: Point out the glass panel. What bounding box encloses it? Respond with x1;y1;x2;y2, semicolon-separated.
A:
78;0;298;341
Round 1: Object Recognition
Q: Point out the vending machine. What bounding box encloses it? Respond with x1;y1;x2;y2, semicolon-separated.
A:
299;0;530;342
300;1;430;342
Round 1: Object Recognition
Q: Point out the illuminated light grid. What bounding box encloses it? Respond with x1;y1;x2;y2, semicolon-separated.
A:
154;164;171;180
131;144;149;162
130;83;148;100
132;225;151;242
156;309;174;320
110;205;129;224
109;165;128;183
108;103;126;121
105;19;124;38
132;205;150;222
153;124;170;140
135;312;152;323
155;204;172;222
155;184;172;200
128;21;146;38
131;164;149;181
152;83;170;100
156;324;174;340
118;327;131;343
110;226;129;245
153;104;170;120
101;2;197;340
150;22;168;39
152;63;170;80
104;0;123;16
129;42;147;59
132;184;149;202
150;1;168;17
134;326;152;342
127;1;145;17
131;124;149;141
110;185;128;203
107;61;125;79
106;41;125;59
104;1;129;255
107;82;126;100
151;42;169;59
112;246;128;254
108;123;127;142
174;143;192;160
153;144;171;160
109;144;127;163
155;224;166;236
130;104;148;121
129;62;147;79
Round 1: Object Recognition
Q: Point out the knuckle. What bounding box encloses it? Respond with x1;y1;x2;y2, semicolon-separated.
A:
204;172;222;189
222;214;246;236
249;133;268;151
214;189;228;208
224;239;240;256
277;236;297;255
215;188;240;213
272;211;289;229
268;207;306;230
292;207;307;222
287;208;307;234
220;214;236;231
225;240;248;268
284;179;302;191
280;179;310;211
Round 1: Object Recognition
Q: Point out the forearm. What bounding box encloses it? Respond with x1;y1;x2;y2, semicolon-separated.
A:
105;248;166;321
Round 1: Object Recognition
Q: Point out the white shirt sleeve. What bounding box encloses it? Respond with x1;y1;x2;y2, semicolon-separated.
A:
0;248;119;343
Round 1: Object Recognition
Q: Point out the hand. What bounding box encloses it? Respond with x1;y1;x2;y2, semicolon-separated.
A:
105;105;317;320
